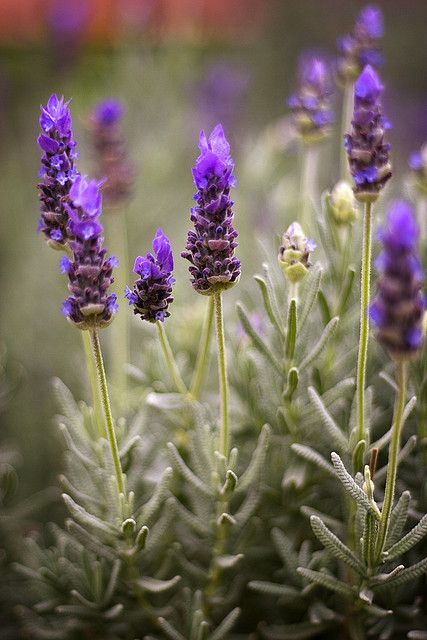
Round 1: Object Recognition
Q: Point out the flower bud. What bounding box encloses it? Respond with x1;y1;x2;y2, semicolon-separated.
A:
328;181;358;224
278;222;316;283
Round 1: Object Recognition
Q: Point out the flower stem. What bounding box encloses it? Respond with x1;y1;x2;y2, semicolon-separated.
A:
354;200;373;472
300;144;319;232
156;321;188;396
81;330;103;436
90;329;125;496
340;82;353;181
213;291;229;457
375;359;408;560
190;296;215;400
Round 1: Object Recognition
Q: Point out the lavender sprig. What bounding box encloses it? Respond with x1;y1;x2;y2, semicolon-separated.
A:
288;55;334;144
345;65;392;202
337;5;384;82
125;229;175;323
182;124;240;295
37;94;78;248
370;201;424;359
61;176;118;329
90;99;135;208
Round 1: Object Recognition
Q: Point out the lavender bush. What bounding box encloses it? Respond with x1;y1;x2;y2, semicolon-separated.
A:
3;5;427;640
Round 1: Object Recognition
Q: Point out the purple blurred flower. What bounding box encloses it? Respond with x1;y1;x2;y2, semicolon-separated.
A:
370;201;424;358
288;54;334;143
345;65;392;200
90;98;135;208
47;0;90;70
337;5;384;81
408;144;427;194
62;176;117;329
125;229;175;323
37;94;79;248
182;124;241;295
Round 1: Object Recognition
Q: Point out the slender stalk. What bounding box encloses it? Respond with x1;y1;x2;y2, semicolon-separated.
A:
156;321;188;396
300;144;319;232
375;360;408;559
190;296;215;400
354;200;373;471
340;82;353;181
213;291;229;457
81;330;103;436
90;329;125;496
108;211;130;399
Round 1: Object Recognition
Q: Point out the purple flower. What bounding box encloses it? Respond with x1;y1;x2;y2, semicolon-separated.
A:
182;124;241;295
125;229;175;323
62;176;117;329
37;94;79;248
370;201;424;358
337;5;384;81
408;144;427;194
288;55;334;143
345;65;392;200
89;99;134;207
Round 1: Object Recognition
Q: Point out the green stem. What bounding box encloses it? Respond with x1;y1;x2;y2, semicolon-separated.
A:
81;330;103;436
90;329;125;496
190;296;215;400
213;291;229;457
354;200;373;471
156;321;188;396
300;144;319;232
108;211;130;399
340;82;353;181
375;360;408;559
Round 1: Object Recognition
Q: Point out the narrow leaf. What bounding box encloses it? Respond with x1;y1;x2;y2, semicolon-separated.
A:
254;274;284;336
310;516;365;575
210;607;240;640
299;265;322;332
291;444;335;478
308;387;348;453
299;317;339;372
297;567;354;598
331;453;379;518
385;513;427;561
237;303;282;375
286;299;297;360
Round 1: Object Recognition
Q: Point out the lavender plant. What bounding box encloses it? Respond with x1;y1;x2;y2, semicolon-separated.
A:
6;5;427;640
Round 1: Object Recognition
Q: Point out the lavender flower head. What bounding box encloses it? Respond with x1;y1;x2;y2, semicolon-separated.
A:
61;176;118;329
90;98;134;208
37;94;78;248
182;124;241;295
288;55;334;144
125;229;174;323
409;143;427;195
337;5;384;82
370;201;424;359
345;65;392;201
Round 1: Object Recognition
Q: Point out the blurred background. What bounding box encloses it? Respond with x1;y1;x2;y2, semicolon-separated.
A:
1;0;427;499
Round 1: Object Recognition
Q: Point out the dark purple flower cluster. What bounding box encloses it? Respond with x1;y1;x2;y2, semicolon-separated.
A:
37;94;79;248
344;65;392;201
90;99;135;208
337;5;384;82
125;229;174;323
61;176;118;329
370;202;425;359
288;56;334;143
182;124;240;295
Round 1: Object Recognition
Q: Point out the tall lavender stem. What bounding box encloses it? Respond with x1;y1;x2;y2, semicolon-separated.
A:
190;296;215;400
213;291;229;457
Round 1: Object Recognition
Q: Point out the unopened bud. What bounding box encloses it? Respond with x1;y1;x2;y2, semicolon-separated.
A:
278;222;316;283
329;181;358;224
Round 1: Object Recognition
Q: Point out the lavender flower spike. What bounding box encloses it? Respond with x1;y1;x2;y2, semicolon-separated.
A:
90;99;135;208
337;5;384;82
125;229;175;323
37;94;79;248
409;143;427;195
288;55;334;144
182;124;241;295
370;201;424;359
62;176;118;329
345;65;392;202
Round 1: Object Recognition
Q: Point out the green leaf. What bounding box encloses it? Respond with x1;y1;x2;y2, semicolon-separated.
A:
137;466;173;524
284;367;299;400
330;453;380;518
386;490;411;548
298;317;339;372
248;581;301;599
237;424;271;493
310;516;365;575
254;274;284;336
134;575;181;593
236;303;282;375
286;299;297;360
299;264;322;332
336;267;356;316
308;387;348;453
167;443;213;498
318;290;332;325
385;513;427;561
209;607;240;640
259;621;331;639
291;444;335;478
297;567;354;598
157;617;186;640
374;556;427;591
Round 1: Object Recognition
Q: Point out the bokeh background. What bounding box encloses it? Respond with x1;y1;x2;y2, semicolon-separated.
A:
1;0;427;500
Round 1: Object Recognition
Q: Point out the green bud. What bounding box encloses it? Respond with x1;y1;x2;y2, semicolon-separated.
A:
278;222;316;284
329;181;358;224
